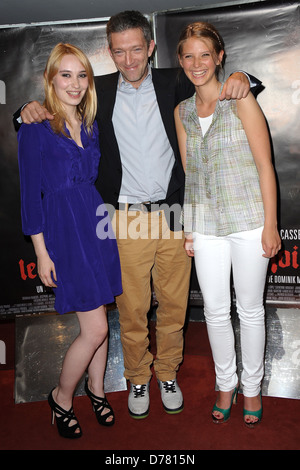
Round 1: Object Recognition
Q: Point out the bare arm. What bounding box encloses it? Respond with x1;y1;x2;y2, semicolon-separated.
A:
237;94;281;258
31;233;57;287
174;105;187;171
174;105;194;256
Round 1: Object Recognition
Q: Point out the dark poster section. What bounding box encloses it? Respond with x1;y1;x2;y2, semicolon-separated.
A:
154;0;300;306
0;21;117;316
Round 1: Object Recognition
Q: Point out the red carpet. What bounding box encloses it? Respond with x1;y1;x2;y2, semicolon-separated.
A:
0;319;299;450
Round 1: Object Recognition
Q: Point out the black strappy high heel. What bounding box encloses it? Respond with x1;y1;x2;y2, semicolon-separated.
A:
84;378;115;427
48;389;82;439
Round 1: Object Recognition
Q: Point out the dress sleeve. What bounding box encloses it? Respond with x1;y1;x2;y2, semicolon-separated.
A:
18;123;44;236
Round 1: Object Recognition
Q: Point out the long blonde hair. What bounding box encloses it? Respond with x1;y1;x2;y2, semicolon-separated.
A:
43;43;97;135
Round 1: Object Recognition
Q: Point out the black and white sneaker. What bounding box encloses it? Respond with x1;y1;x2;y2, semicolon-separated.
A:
128;382;150;419
158;379;184;414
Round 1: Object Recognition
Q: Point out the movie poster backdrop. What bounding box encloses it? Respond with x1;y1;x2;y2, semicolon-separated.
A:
0;1;299;317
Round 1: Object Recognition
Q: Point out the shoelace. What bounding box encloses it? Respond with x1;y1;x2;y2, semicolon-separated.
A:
162;380;176;393
133;384;147;398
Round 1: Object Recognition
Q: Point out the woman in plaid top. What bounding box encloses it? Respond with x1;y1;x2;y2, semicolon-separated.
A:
174;22;281;428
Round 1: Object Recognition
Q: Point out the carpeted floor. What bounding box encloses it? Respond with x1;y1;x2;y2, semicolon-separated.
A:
0;318;299;451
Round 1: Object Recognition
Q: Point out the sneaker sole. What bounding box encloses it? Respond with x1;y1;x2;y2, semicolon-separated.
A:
163;403;184;414
128;407;150;420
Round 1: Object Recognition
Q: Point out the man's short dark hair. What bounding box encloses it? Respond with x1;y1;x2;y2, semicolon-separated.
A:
106;10;153;48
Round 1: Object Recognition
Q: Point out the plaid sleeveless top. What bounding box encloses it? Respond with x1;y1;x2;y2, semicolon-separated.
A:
179;91;265;236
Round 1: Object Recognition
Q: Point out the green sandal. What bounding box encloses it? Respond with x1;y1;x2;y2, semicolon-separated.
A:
243;393;262;428
212;386;238;424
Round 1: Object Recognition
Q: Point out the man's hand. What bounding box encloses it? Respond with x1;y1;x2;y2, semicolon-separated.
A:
219;72;250;101
21;101;54;124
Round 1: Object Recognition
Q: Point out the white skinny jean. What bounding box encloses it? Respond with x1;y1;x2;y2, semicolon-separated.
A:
193;227;269;397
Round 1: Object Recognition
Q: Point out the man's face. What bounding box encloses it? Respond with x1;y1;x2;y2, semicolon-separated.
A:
109;28;155;89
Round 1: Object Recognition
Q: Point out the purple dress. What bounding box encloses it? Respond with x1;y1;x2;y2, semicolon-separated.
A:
18;120;122;314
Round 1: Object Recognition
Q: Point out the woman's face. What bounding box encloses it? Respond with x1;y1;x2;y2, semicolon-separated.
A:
52;54;89;111
179;37;223;86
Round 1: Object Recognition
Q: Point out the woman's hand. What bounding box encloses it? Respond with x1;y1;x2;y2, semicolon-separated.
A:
184;235;194;257
262;226;281;258
37;252;57;287
31;233;57;287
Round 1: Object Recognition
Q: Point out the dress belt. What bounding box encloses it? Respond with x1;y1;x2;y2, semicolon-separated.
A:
116;200;166;212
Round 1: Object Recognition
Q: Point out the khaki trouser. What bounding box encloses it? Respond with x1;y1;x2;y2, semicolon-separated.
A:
113;207;191;384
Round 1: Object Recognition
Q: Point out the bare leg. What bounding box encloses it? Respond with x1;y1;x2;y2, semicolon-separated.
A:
52;306;108;430
86;335;108;397
86;329;114;423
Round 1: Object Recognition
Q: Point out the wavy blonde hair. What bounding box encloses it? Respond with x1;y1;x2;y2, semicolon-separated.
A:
43;43;97;136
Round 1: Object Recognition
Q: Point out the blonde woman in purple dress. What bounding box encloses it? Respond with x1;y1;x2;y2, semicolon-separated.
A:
18;43;122;438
